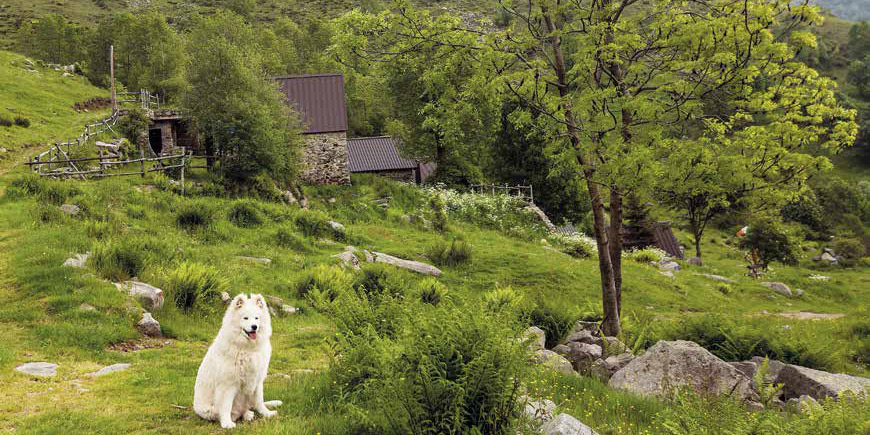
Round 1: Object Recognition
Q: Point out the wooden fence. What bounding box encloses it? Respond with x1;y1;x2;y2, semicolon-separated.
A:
26;89;186;185
469;183;534;203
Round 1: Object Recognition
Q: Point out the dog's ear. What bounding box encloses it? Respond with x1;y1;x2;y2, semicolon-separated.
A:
233;294;247;309
253;294;266;309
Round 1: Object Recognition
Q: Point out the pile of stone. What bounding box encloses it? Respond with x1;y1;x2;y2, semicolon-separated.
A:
812;248;841;265
520;395;600;435
527;323;870;412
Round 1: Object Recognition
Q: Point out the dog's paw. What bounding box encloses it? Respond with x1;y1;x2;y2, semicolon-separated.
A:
243;410;255;421
260;409;277;418
220;421;236;430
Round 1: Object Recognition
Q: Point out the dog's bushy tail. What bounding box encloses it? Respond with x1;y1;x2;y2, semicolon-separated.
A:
264;400;283;408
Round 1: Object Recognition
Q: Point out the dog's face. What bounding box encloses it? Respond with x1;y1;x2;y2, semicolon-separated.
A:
225;294;270;342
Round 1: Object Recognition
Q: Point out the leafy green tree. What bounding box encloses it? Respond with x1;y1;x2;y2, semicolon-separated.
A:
339;0;858;335
16;14;90;65
87;12;186;100
847;56;870;98
182;10;304;185
739;217;801;266
332;6;501;184
848;21;870;60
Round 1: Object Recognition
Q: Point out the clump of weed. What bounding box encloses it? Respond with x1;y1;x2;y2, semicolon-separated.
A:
426;238;472;266
354;263;412;301
624;247;666;263
13;116;30;128
34;204;65;224
167;262;224;312
227;200;264;228
0;113;12;127
716;283;733;295
483;286;523;313
176;201;214;231
275;225;308;251
90;238;147;281
294;209;332;238
416;277;448;306
296;264;355;303
523;300;579;348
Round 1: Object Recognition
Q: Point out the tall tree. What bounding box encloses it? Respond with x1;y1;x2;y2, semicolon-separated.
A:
182;10;303;185
335;0;857;335
16;14;90;65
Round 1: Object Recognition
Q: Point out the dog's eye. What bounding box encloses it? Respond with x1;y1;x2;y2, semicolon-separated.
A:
243;317;249;320
255;317;259;320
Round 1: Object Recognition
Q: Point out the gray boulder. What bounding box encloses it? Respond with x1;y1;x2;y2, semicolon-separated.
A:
115;281;164;311
62;253;89;268
728;361;758;380
521;396;556;424
609;340;757;402
564;342;603;372
15;362;58;377
236;256;272;265
591;353;635;381
371;251;442;276
523;326;547;351
533;349;575;375
60;203;81;216
552;344;571;356
137;312;161;337
695;273;735;284
564;330;602;347
761;282;793;298
658;261;681;272
750;357;786;383
332;249;361;270
540;413;599;435
776;364;870;400
570;321;601;336
687;257;702;266
85;363;131;377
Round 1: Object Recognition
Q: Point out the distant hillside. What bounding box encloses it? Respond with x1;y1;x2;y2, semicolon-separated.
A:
814;0;869;21
0;50;108;166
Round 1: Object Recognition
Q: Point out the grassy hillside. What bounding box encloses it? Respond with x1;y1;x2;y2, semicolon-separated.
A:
0;50;109;166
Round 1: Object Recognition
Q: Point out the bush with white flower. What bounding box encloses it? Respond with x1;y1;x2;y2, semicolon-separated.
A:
419;187;549;238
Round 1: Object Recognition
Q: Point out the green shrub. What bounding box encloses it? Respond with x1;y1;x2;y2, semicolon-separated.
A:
429;192;448;232
84;219;118;240
416;277;448;306
296;264;354;304
167;262;224;312
716;283;732;295
126;205;146;219
782;190;828;233
483;286;523;313
524;301;578;348
330;303;528;434
624;247;666;263
426;238;472;266
832;238;865;261
90;239;147;281
738;217;801;266
176;201;214;231
227;200;264;228
6;174;48;198
0;113;12;127
353;263;412;301
152;173;171;191
34;204;65;224
275;226;308;251
563;238;596;259
13;116;30;128
294;209;332;238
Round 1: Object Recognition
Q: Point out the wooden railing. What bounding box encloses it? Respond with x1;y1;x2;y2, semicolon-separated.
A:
469;183;534;203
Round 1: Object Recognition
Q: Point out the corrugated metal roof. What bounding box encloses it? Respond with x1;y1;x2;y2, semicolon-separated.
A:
347;136;418;172
653;223;684;259
275;74;347;134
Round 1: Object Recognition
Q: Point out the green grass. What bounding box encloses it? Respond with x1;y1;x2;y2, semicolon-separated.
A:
0;168;867;433
0;50;109;164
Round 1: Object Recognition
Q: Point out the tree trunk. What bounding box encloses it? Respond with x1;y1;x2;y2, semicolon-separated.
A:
541;4;621;336
609;188;624;316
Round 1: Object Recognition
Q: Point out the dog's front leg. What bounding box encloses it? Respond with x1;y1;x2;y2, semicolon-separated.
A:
254;382;277;418
218;386;239;429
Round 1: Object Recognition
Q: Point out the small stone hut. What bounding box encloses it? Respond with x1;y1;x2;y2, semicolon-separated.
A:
347;136;434;184
275;74;351;184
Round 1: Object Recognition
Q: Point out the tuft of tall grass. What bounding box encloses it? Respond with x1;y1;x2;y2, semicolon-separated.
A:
426;238;472;266
176;201;214;231
483;286;524;313
167;262;224;312
90;239;147;281
416;277;448;306
227;200;264;228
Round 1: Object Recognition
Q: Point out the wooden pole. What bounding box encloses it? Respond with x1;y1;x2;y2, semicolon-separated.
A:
110;45;117;112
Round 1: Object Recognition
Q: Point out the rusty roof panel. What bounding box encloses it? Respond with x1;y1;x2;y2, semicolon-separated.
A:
275;74;347;134
347;136;418;172
653;223;684;259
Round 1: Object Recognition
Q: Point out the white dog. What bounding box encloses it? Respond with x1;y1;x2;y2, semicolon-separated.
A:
194;293;282;429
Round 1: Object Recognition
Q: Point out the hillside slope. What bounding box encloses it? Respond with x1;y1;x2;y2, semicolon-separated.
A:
814;0;870;21
0;50;109;170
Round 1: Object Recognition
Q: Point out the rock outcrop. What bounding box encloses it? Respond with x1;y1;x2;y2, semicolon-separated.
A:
114;281;164;311
540;413;599;435
371;251;442;276
15;362;58;377
609;340;757;402
776;364;870;401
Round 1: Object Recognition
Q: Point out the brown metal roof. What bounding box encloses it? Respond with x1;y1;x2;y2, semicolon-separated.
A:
347;136;418;172
653;223;684;259
274;74;347;134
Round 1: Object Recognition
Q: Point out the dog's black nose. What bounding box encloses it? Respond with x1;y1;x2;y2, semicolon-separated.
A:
251;325;258;331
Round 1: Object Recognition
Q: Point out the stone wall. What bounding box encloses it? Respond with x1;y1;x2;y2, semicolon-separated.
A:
302;132;351;184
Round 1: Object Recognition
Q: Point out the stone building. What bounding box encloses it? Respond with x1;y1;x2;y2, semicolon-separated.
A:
146;109;197;156
276;74;350;184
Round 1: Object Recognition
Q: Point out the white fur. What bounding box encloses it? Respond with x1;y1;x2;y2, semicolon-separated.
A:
194;294;282;429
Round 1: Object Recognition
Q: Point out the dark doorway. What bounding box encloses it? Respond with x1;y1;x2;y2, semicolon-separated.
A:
149;129;163;155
